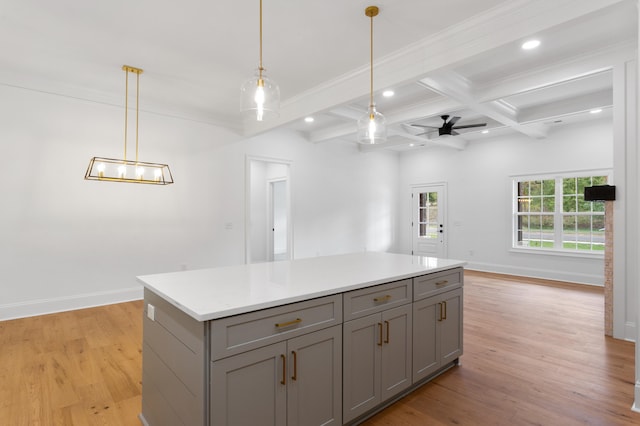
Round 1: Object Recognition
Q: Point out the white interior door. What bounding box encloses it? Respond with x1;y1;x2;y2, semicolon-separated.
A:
411;184;446;257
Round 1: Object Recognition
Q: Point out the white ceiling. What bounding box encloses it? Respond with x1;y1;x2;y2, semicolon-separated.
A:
1;0;636;151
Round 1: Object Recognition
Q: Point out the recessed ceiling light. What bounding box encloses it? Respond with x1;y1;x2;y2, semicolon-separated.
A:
590;108;603;114
304;117;315;123
481;130;489;134
382;90;395;97
409;143;415;147
521;39;541;50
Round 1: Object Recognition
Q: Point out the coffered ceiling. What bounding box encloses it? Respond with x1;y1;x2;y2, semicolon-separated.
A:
0;0;636;151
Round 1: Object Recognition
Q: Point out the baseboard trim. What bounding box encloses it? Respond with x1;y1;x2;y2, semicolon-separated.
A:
624;321;637;342
464;261;603;286
0;286;143;321
633;382;640;413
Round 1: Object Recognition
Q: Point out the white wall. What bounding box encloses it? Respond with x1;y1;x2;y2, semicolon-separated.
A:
398;117;613;285
0;85;400;319
243;130;400;259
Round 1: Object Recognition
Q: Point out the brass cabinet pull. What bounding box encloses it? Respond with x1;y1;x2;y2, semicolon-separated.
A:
280;354;286;385
438;302;443;322
291;351;297;381
275;318;302;328
435;280;449;286
377;322;383;346
374;294;392;303
384;320;390;344
443;301;447;320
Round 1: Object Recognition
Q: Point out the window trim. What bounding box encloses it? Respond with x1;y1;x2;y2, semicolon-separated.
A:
511;169;612;257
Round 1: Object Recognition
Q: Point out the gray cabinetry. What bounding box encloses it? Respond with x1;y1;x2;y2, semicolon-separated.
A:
211;325;342;426
140;260;464;426
210;295;343;426
412;287;463;382
343;280;413;424
141;288;206;426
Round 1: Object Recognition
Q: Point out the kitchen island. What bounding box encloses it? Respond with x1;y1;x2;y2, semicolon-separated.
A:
138;252;465;426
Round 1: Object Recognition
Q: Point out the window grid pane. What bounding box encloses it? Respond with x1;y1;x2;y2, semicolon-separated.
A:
418;192;438;239
515;174;608;253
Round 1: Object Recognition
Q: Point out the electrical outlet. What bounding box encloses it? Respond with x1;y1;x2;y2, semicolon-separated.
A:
147;304;155;321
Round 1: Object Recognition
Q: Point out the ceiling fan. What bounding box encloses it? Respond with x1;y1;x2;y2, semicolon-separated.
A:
411;115;487;137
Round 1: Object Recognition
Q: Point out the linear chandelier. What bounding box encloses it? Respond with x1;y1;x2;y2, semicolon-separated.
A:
357;6;387;144
85;65;174;185
240;0;280;121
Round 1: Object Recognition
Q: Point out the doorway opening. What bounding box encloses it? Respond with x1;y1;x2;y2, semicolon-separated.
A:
246;157;292;264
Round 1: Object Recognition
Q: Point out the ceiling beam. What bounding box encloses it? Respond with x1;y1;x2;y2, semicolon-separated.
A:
308;97;461;143
476;41;635;103
242;0;628;137
518;89;613;124
419;71;550;139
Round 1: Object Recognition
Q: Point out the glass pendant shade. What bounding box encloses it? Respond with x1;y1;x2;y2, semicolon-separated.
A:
357;105;387;144
240;70;280;121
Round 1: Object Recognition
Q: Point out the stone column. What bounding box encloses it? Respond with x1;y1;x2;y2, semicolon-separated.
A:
604;200;613;337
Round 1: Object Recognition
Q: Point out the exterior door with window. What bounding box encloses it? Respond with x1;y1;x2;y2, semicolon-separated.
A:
411;185;446;257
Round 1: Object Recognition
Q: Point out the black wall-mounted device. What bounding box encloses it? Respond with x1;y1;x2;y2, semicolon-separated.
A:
584;185;616;201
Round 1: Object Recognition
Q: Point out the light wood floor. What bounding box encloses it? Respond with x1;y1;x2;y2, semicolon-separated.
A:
1;271;638;425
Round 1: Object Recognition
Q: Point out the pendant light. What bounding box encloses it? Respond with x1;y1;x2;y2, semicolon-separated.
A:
357;6;387;144
85;65;174;185
240;0;280;121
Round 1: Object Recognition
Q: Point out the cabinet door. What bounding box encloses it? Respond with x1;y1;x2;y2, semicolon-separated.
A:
211;342;287;426
380;304;412;401
343;313;381;423
412;295;440;382
440;288;463;365
287;325;342;426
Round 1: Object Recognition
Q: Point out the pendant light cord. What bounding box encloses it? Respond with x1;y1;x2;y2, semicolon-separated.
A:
135;71;140;163
369;12;374;110
124;68;129;161
259;0;264;77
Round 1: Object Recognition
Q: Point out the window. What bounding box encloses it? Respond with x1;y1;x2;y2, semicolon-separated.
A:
418;191;438;239
513;172;610;254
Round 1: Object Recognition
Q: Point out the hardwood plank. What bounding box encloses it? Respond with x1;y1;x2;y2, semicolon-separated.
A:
364;271;640;425
0;273;638;425
0;301;143;426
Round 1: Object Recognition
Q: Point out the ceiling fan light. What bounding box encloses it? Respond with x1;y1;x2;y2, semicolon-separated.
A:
357;105;387;144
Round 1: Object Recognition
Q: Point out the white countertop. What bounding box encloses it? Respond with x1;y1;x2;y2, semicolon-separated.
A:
137;252;466;321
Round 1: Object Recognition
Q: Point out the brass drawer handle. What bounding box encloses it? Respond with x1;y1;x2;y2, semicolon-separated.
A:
438;302;443;322
435;280;449;286
384;320;390;344
374;294;392;303
275;318;302;328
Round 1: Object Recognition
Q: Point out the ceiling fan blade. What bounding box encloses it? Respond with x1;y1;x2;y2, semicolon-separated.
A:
451;130;460;136
415;131;430;136
411;124;439;129
452;123;487;130
448;116;461;126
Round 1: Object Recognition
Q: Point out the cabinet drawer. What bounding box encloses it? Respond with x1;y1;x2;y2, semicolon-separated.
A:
343;279;412;321
413;268;463;301
211;295;342;360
